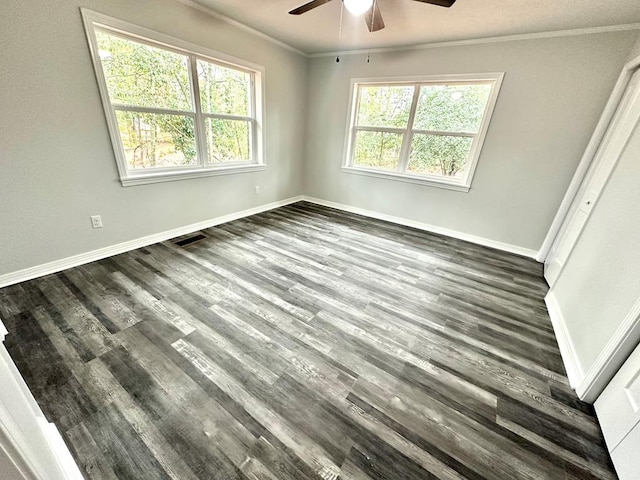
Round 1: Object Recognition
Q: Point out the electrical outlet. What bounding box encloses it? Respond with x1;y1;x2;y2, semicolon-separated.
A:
255;186;261;195
90;215;103;229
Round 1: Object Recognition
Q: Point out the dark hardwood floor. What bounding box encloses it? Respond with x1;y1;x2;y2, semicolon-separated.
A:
0;202;616;480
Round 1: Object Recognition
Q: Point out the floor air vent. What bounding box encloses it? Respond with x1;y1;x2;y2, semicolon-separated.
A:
174;234;206;247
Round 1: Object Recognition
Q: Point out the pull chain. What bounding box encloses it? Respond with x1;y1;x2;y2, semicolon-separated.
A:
366;0;376;63
336;1;344;62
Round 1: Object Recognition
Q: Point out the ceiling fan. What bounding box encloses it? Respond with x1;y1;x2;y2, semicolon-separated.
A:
289;0;456;33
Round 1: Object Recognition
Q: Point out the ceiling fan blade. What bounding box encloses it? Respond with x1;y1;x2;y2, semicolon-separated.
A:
412;0;456;7
364;1;385;32
289;0;334;15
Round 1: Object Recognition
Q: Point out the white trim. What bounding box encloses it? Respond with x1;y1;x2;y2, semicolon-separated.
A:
342;73;504;192
341;166;470;192
543;67;640;283
0;428;34;480
544;291;640;403
300;196;538;258
544;291;584;389
0;342;84;480
577;297;640;403
342;73;506;88
0;321;7;343
0;194;539;289
81;9;266;187
172;0;639;59
310;23;640;58
81;9;266;72
0;196;303;289
39;419;84;480
174;0;640;60
538;54;640;263
173;0;307;57
121;164;266;187
0;402;41;480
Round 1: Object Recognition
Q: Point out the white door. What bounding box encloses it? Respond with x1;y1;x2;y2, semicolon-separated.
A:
595;342;640;479
544;68;640;286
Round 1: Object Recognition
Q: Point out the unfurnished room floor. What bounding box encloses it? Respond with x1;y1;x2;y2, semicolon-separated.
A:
0;202;615;480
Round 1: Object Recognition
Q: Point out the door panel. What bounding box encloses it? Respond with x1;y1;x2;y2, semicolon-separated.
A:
595;343;640;458
610;423;640;480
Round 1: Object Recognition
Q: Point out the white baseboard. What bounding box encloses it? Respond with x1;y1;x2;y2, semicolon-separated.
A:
0;194;539;289
0;196;303;289
545;291;640;403
300;196;539;259
40;418;84;480
545;291;584;389
2;331;85;480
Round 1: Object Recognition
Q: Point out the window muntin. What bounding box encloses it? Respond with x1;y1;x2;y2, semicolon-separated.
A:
83;11;264;186
345;75;502;191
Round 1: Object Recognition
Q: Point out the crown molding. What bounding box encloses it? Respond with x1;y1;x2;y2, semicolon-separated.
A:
309;22;640;58
174;0;307;56
174;1;640;60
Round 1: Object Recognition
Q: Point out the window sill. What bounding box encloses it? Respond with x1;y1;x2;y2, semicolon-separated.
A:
120;164;267;187
341;166;471;192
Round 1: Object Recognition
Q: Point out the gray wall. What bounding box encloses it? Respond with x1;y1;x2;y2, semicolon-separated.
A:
0;0;308;276
552;113;640;374
304;32;637;251
627;33;640;62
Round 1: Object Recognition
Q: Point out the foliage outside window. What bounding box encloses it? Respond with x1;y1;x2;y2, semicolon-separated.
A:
82;10;264;186
344;74;503;191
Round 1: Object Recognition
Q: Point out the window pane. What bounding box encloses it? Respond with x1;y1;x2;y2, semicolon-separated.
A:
352;130;403;171
413;84;492;133
198;60;250;116
96;30;193;111
408;134;473;178
115;111;197;169
356;86;414;128
205;118;251;163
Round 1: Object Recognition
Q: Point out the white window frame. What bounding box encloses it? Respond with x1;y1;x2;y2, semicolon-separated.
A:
343;73;504;192
81;9;266;187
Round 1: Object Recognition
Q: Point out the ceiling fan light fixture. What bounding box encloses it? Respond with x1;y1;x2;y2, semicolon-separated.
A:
343;0;374;16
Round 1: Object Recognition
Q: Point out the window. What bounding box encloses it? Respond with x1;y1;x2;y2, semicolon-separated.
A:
344;74;503;192
82;10;264;186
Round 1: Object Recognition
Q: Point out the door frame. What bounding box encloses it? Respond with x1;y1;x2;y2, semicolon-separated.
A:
0;319;84;480
543;66;640;286
540;52;640;403
537;54;640;264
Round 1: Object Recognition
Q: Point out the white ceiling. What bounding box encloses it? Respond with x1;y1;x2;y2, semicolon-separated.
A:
190;0;640;55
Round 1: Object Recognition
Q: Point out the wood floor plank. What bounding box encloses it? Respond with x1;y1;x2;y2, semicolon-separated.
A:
81;403;173;480
0;202;616;479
